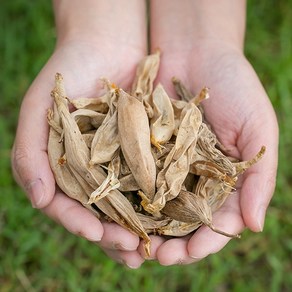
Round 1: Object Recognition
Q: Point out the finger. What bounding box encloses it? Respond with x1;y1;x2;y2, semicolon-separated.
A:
12;85;55;208
98;222;140;252
239;146;278;232
137;235;166;260
187;193;244;259
238;111;278;232
42;190;104;242
102;248;145;269
156;235;197;266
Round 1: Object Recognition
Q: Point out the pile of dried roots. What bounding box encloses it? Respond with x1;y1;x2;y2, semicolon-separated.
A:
47;51;265;256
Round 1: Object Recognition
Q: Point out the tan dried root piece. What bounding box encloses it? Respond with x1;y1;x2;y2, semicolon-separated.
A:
150;83;175;151
47;52;266;256
48;73;151;256
142;103;203;214
118;89;156;200
172;77;209;105
131;49;160;100
162;189;240;238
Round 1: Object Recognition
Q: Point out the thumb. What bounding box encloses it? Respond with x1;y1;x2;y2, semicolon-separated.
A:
12;91;55;209
239;111;278;232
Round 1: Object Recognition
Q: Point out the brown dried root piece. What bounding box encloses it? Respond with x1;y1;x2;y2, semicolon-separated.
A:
143;103;203;214
47;108;101;218
48;73;151;257
71;109;106;133
172;77;209;106
162;190;240;238
131;49;160;100
118;89;156;200
47;52;267;254
233;146;266;175
150;83;175;151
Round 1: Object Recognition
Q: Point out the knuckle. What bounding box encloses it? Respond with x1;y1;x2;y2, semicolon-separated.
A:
11;140;31;184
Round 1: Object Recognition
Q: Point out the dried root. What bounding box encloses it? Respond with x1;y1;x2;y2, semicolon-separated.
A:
47;53;265;256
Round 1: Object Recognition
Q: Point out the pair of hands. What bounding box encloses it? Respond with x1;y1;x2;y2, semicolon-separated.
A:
11;24;278;268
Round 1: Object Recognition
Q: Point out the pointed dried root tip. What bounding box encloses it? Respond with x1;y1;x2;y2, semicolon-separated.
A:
208;224;241;239
153;48;161;56
138;191;162;217
235;146;266;174
47;109;63;134
88;160;95;168
193;87;209;106
171;76;179;83
252;145;266;164
144;240;151;258
55;72;63;81
58;155;67;166
138;190;151;208
100;78;120;94
150;134;165;152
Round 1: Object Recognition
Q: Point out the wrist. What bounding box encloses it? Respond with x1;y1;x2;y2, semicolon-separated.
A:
150;0;246;52
53;0;147;50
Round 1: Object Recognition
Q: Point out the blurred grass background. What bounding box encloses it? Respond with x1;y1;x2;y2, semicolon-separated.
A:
0;0;291;291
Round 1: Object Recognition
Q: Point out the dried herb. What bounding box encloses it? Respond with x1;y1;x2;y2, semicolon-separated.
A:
47;53;265;257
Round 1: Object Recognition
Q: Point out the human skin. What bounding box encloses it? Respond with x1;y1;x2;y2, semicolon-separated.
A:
11;0;279;269
140;0;279;265
11;0;148;269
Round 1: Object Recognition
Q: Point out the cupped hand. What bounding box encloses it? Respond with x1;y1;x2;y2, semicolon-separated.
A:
139;42;278;265
11;39;146;268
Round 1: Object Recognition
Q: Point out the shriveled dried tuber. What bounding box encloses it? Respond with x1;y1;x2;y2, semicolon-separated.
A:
47;52;265;257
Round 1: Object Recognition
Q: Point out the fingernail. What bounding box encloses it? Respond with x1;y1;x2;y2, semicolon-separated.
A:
189;255;203;260
257;206;266;232
26;179;45;208
123;261;141;269
112;242;131;251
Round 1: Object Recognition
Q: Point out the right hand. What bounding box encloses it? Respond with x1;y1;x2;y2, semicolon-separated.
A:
11;37;147;269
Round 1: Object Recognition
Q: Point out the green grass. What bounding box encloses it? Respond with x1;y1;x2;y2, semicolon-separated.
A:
1;0;292;291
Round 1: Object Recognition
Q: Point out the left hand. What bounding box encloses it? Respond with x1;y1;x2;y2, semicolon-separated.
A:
138;41;278;265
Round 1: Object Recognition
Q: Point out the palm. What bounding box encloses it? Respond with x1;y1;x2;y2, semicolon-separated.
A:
147;45;278;264
12;40;147;267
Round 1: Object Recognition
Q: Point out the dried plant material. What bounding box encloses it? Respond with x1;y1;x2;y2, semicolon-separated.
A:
189;160;236;187
151;141;174;170
119;174;140;192
193;87;210;106
171;103;203;161
89;84;119;165
49;73;151;257
158;220;201;237
71;109;106;133
82;132;95;149
119;152;132;176
47;53;266;257
47;109;86;203
88;169;120;203
233;146;266;175
90;110;119;165
172;77;209;106
47;108;101;218
170;98;189;136
88;153;121;203
150;83;175;150
162;189;240;238
131;49;160;100
142;103;203;214
194;176;234;213
68;95;109;113
118;89;156;199
136;213;171;234
172;77;193;102
194;124;237;178
131;50;161;118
